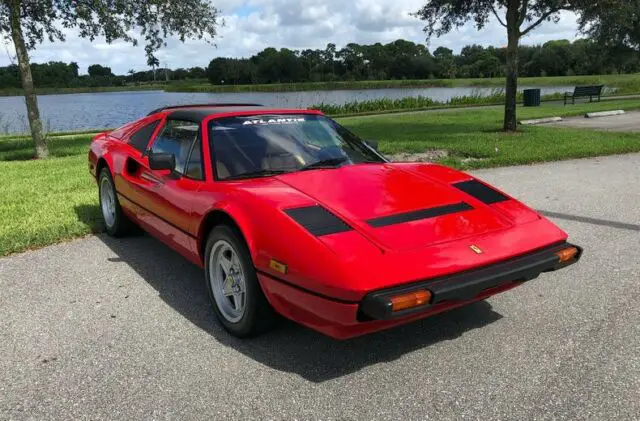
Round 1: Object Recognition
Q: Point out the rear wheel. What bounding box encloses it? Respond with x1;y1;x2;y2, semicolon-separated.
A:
98;168;135;237
204;225;276;337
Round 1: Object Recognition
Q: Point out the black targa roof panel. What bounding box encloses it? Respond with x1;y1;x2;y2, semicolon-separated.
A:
148;103;263;115
166;106;269;122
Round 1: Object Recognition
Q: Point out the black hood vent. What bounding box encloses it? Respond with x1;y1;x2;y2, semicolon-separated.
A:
453;180;509;204
285;206;353;236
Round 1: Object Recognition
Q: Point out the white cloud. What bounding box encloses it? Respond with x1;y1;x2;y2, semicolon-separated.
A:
0;2;581;75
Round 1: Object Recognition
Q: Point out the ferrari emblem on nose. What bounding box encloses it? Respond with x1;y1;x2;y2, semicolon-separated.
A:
470;245;483;254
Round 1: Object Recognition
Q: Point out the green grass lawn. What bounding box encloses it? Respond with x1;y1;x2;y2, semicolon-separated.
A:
0;133;95;161
347;99;640;168
1;99;639;256
0;154;101;256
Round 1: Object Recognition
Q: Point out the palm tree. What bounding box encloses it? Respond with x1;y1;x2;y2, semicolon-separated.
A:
147;56;160;81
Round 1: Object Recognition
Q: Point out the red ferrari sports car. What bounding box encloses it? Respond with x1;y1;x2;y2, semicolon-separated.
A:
88;103;582;339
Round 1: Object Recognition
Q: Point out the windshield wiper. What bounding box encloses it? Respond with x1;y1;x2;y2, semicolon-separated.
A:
299;157;349;171
228;169;290;180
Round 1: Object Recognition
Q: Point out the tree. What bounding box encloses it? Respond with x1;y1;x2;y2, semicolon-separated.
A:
537;40;574;76
579;0;640;51
323;43;337;79
434;47;457;78
207;57;254;85
147;56;160;82
88;64;113;78
337;43;367;79
0;1;219;159
69;62;79;78
414;1;588;132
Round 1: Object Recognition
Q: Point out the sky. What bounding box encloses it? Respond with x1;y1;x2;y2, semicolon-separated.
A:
0;0;583;75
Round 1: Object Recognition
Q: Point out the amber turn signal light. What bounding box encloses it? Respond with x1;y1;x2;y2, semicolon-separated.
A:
390;290;432;312
555;246;578;263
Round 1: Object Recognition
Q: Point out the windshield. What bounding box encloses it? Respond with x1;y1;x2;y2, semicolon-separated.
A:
209;114;384;180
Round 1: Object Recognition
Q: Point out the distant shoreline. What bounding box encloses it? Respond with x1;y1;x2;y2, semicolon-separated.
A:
0;85;166;97
1;74;638;97
159;74;640;93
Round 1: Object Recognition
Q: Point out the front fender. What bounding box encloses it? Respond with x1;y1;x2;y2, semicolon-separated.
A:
197;201;261;264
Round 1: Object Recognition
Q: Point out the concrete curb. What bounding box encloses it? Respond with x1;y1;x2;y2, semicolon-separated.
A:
585;110;625;118
519;117;562;126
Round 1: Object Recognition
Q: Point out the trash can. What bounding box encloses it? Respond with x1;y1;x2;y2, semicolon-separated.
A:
523;88;541;107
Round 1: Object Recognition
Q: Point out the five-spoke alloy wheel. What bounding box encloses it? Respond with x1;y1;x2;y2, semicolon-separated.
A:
204;225;276;337
98;168;135;237
209;240;247;323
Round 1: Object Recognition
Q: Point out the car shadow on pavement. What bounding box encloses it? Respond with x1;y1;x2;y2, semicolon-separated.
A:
538;210;640;232
78;207;503;383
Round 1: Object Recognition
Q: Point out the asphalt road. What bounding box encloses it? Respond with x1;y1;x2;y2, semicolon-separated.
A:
1;154;639;420
548;111;640;132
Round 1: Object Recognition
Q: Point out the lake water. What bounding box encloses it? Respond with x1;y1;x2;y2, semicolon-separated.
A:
0;86;572;134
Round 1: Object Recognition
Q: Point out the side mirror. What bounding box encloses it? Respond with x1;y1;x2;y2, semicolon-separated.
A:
149;152;176;171
364;139;379;151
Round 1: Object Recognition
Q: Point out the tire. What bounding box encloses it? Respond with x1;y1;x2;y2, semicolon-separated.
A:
98;168;135;237
204;224;276;337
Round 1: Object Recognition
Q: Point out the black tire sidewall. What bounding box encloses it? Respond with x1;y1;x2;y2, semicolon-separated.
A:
98;168;124;236
204;225;272;337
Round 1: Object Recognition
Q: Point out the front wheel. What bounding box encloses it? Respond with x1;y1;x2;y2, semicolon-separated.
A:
98;168;135;237
204;225;276;337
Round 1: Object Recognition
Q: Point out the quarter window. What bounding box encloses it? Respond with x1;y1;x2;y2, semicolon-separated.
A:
151;120;202;177
129;120;160;153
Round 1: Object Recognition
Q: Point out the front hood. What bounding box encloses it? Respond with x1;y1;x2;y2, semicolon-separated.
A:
277;164;515;251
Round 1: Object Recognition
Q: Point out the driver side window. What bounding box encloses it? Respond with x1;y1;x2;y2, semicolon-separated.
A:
151;120;202;178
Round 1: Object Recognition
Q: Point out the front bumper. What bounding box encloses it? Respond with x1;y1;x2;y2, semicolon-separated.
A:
258;242;582;339
360;242;582;321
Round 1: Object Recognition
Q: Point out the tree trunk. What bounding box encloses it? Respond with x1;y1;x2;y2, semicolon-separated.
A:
9;0;48;158
504;3;520;132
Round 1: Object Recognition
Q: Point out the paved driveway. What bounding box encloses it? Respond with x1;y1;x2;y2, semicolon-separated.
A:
548;111;640;132
1;154;639;420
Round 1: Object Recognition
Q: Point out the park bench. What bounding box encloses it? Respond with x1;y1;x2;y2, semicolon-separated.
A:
564;85;604;105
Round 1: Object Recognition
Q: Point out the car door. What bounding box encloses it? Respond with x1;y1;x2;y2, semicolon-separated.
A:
118;118;205;258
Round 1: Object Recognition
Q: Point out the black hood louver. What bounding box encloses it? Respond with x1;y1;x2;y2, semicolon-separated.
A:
366;202;473;228
284;206;353;236
452;180;509;204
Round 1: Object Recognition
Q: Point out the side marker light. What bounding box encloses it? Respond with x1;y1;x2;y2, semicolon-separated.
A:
390;290;432;312
555;247;578;263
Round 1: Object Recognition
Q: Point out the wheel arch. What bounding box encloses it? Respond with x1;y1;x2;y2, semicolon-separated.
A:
198;208;256;265
95;157;109;180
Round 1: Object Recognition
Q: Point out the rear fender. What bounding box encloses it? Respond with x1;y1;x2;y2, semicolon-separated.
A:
89;134;115;179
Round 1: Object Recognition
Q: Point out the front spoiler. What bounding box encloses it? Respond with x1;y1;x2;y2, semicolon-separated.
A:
360;242;582;321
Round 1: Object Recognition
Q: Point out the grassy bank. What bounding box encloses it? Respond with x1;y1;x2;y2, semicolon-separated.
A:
0;82;181;97
311;90;567;115
1;98;640;256
2;74;638;97
167;74;640;94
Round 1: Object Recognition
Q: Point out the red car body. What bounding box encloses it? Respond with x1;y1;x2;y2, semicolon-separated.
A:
89;104;582;339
